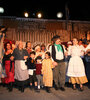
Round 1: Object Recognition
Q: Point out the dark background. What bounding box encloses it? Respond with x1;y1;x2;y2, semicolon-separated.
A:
0;0;90;21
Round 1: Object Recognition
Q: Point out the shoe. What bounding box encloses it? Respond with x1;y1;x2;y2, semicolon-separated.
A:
72;85;76;90
46;87;51;93
79;87;84;91
18;87;21;91
36;89;40;93
60;87;65;91
35;87;40;93
8;87;13;92
41;86;44;90
8;83;13;92
55;85;59;90
29;86;33;90
21;87;24;93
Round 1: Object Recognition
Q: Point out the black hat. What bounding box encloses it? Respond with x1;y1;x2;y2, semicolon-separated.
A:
52;35;60;42
53;35;60;39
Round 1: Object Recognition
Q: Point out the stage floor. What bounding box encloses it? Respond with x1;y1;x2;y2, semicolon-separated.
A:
0;83;90;100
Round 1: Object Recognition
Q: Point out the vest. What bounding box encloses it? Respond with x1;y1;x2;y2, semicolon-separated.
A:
52;44;65;63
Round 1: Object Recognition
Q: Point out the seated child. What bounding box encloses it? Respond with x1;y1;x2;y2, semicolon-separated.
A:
25;51;38;91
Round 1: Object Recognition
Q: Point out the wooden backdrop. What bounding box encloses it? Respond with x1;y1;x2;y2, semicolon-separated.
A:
0;17;90;45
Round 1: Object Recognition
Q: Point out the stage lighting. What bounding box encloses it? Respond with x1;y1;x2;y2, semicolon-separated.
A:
24;12;29;18
57;12;63;18
0;7;4;13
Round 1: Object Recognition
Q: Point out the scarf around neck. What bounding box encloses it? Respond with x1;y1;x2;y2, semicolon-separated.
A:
54;44;63;52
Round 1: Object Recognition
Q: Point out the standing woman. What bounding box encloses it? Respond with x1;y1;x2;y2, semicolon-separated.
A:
67;38;88;91
26;41;32;56
12;41;29;92
3;42;14;92
41;44;46;59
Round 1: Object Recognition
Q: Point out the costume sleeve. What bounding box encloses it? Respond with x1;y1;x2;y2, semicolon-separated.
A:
62;45;67;52
12;48;17;59
41;60;45;74
50;60;54;69
48;46;54;62
25;58;31;69
24;49;29;57
68;46;72;55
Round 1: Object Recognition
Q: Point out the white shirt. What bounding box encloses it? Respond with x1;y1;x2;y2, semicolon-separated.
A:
85;44;90;52
68;45;82;57
79;45;85;56
49;45;66;61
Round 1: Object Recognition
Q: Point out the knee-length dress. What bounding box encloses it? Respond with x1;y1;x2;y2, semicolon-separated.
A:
42;59;54;87
67;45;88;84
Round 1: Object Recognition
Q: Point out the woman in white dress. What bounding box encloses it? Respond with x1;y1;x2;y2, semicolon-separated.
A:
67;38;88;91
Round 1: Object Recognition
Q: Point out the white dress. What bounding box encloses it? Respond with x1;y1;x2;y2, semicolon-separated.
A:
67;45;86;77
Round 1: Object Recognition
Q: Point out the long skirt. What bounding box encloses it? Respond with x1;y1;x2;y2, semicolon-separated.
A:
43;70;53;87
69;76;88;84
67;56;86;77
14;60;29;86
5;61;15;84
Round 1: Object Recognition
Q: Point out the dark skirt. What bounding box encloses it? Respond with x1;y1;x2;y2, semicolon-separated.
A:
14;79;29;87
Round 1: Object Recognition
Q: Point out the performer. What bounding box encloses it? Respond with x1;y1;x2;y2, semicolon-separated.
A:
49;35;67;91
25;51;38;92
3;42;14;92
35;56;43;92
0;27;6;83
84;42;90;80
25;41;32;56
12;41;29;92
67;38;88;91
35;45;42;58
41;44;46;59
42;52;54;93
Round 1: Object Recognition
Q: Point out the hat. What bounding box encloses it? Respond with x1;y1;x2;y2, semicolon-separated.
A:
52;35;60;42
67;41;72;45
52;35;60;40
35;45;40;51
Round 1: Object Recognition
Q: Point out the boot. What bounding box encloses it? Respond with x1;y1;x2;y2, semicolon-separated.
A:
29;85;33;90
8;83;13;92
34;86;40;92
46;87;51;93
21;86;24;93
54;85;59;90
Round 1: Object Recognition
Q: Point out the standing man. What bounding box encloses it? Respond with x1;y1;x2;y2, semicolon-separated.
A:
49;35;67;91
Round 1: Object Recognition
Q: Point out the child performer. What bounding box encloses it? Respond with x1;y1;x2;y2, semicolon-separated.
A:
25;51;38;91
42;52;54;93
35;56;43;92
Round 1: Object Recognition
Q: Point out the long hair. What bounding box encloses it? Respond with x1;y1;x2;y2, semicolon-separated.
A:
4;42;12;52
25;41;31;49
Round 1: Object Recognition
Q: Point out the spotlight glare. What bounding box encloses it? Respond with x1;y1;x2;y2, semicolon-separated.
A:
57;12;63;18
37;13;42;18
24;12;29;18
0;7;4;13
